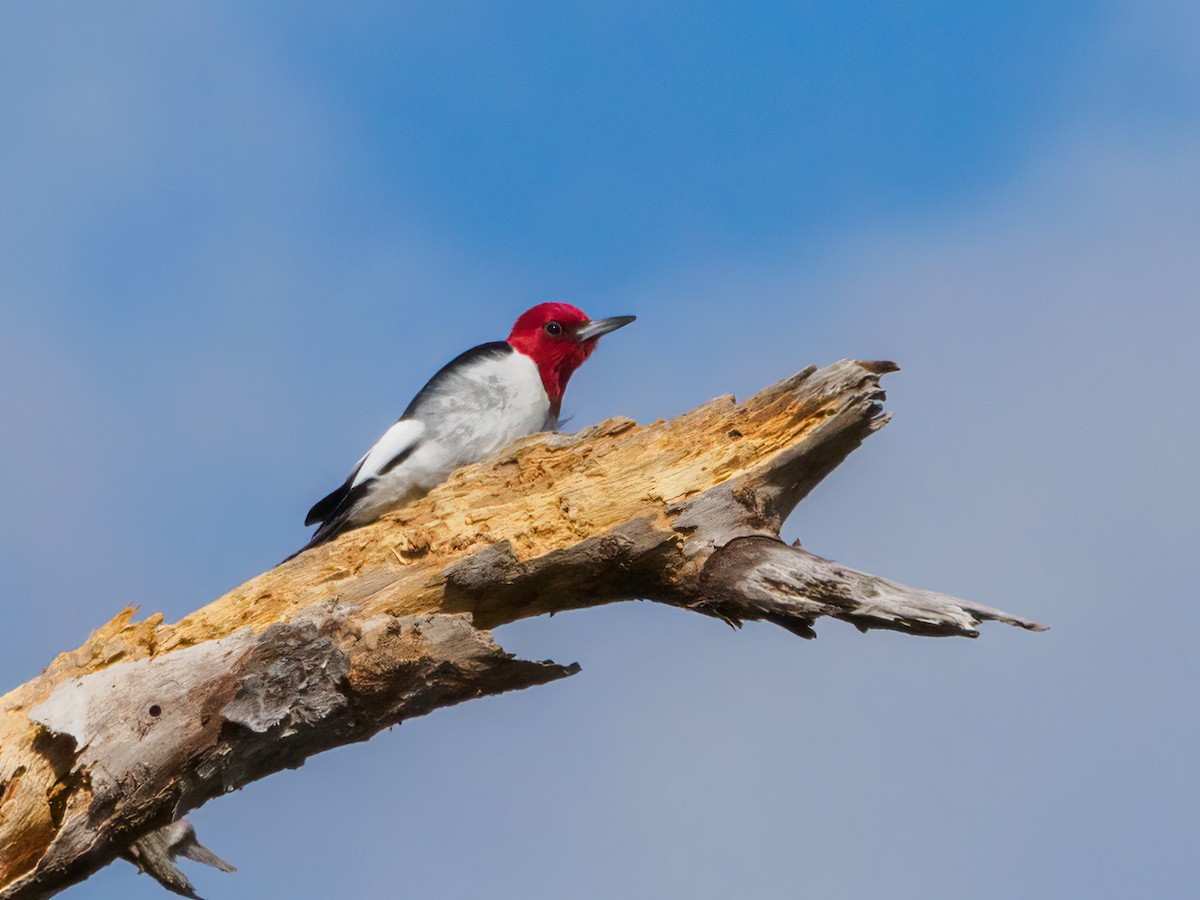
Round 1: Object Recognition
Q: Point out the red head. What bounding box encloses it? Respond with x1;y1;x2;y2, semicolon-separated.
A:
507;302;635;415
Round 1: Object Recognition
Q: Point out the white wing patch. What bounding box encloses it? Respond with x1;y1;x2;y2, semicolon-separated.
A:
351;418;426;488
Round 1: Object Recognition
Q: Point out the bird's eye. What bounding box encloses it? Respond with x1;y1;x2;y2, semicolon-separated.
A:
544;321;563;336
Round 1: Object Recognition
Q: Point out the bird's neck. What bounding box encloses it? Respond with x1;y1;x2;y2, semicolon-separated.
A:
508;340;593;417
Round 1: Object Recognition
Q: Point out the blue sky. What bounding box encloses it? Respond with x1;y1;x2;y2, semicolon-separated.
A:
1;3;1198;898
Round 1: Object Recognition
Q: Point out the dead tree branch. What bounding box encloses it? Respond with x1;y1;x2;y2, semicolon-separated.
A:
0;359;1043;898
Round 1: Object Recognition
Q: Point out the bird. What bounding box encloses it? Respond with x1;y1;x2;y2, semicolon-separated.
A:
294;302;635;557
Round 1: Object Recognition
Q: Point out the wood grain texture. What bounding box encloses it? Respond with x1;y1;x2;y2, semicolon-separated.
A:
0;359;1043;898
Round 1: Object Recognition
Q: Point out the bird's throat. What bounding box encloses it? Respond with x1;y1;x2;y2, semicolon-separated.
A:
511;341;593;420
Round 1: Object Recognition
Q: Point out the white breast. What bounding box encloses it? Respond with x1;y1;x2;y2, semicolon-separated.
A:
429;349;553;456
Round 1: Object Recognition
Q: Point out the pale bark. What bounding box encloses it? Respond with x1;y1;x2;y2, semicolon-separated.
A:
0;360;1043;898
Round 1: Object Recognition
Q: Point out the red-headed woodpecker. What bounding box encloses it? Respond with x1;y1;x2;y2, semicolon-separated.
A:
296;302;635;555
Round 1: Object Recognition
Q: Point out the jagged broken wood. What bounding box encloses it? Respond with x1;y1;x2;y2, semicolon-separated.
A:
0;360;1043;898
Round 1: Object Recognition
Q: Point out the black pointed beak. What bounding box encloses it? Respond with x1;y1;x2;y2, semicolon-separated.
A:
573;315;636;341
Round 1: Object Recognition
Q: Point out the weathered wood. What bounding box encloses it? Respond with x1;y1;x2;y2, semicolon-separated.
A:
696;535;1044;638
5;612;572;898
0;359;1043;897
123;820;235;899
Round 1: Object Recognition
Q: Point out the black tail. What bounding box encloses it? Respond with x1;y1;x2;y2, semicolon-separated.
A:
305;470;362;527
282;474;377;564
282;506;360;564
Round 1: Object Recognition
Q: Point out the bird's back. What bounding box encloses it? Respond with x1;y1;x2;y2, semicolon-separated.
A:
407;341;555;459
